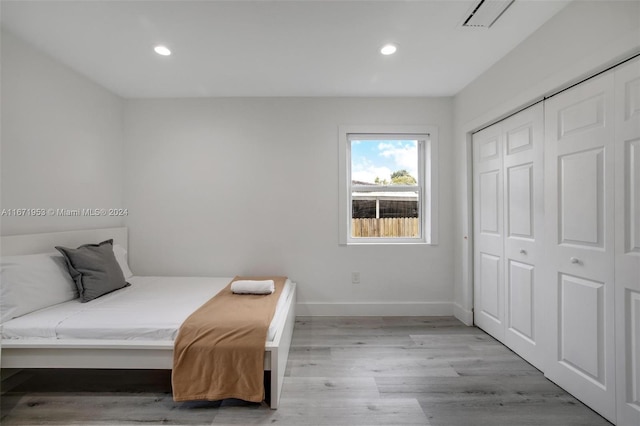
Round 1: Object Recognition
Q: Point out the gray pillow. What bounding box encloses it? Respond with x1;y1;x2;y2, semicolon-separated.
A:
56;239;130;303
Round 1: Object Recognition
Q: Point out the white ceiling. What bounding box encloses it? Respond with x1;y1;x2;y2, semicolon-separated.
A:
0;0;570;98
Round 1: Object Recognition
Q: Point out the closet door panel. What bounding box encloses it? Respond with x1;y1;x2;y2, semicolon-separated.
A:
558;274;604;382
502;104;544;370
558;148;603;247
473;103;544;370
544;72;616;422
473;126;505;341
479;170;501;235
507;163;533;239
628;140;640;252
615;57;640;426
479;252;501;320
508;260;534;340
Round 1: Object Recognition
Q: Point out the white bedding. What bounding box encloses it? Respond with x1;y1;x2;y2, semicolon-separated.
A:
1;276;293;343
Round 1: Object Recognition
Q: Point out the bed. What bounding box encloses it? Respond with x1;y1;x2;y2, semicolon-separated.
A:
0;227;296;409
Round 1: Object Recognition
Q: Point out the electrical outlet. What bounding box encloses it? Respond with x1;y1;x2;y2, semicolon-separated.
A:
351;272;360;284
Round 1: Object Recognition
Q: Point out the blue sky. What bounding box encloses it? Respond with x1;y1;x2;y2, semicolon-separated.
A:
351;140;417;184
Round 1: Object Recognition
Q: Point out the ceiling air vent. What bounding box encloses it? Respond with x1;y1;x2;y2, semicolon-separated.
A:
462;0;515;28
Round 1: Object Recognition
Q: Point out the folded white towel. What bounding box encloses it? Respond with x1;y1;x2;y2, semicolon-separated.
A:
231;279;275;295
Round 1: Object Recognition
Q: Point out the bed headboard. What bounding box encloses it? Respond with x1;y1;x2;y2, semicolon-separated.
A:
1;227;128;256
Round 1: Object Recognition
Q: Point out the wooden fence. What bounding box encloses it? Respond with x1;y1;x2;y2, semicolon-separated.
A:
352;217;419;238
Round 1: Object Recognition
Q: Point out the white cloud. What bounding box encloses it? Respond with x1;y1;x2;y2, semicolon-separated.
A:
377;141;418;178
351;157;391;183
352;163;392;184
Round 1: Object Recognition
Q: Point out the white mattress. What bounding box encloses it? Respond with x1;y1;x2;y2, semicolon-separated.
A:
1;276;293;343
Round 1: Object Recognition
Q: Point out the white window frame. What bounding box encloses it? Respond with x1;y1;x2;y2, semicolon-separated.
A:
338;125;439;245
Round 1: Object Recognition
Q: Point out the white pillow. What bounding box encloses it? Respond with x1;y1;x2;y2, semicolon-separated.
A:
0;252;78;323
112;244;133;279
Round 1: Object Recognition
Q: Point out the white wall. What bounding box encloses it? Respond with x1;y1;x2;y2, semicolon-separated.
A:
124;97;454;315
0;30;125;235
452;1;640;324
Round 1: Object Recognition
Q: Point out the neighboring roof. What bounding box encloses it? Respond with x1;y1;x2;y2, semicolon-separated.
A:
352;192;418;201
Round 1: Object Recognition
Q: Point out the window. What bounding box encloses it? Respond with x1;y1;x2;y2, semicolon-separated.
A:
339;125;438;245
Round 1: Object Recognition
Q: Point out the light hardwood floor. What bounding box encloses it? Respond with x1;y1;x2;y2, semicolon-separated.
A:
1;317;611;425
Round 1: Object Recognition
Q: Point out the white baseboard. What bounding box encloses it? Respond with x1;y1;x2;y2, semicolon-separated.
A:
453;303;473;326
296;302;453;317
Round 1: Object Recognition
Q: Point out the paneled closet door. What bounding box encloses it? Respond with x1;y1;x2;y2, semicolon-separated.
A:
473;104;544;370
543;72;616;422
615;58;640;426
473;124;505;341
501;104;544;371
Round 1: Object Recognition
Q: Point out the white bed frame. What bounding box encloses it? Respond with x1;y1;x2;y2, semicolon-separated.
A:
0;227;296;409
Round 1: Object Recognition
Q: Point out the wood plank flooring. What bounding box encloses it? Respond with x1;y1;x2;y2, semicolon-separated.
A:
1;317;611;425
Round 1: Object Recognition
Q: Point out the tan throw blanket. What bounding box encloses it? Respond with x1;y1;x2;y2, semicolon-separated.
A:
172;276;287;402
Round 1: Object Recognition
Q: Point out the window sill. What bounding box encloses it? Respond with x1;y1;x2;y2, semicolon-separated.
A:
342;240;435;246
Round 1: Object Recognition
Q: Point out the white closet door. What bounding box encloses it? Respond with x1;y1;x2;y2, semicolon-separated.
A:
615;58;640;426
473;124;505;341
543;72;616;422
501;104;545;370
473;104;544;370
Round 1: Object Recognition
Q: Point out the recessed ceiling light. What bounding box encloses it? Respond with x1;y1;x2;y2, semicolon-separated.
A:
380;43;397;56
154;45;171;56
